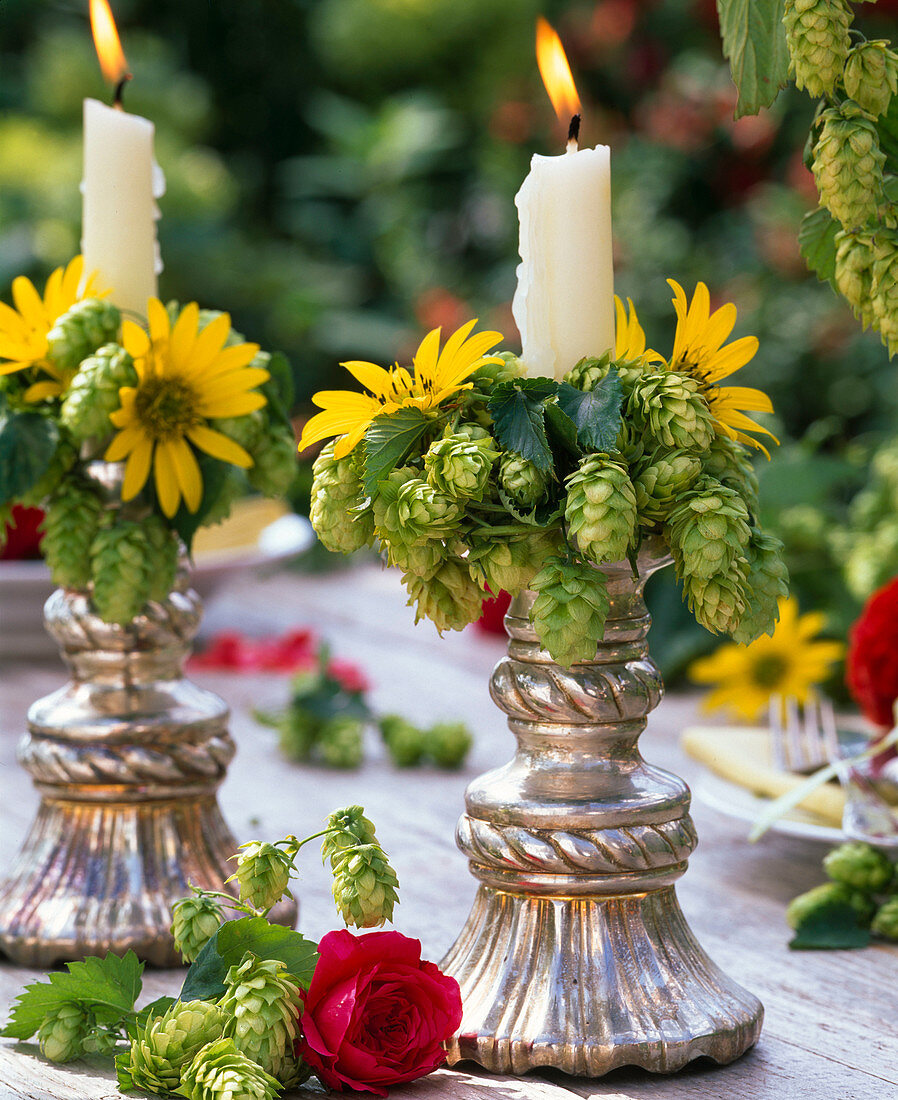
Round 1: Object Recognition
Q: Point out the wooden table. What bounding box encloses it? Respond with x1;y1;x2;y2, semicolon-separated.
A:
1;563;895;1099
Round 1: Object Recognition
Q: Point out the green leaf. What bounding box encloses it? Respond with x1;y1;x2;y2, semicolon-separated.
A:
716;0;790;118
487;378;556;472
798;207;840;292
877;94;898;174
556;372;623;453
0;411;59;507
543;402;581;459
1;951;144;1040
362;407;431;496
789;900;871;950
260;351;295;431
180;917;318;1002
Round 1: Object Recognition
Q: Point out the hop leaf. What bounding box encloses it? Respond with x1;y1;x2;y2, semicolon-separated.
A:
171;894;225;965
176;1037;282;1100
60;344;136;442
41;483;104;589
46;298;121;376
823;841;894;892
17;438;78;509
843;40;898;118
783;0;852;98
116;1000;225;1094
564;453;638;564
309;441;373;554
220;953;304;1083
331;843;400;928
529;557;611;667
812;103;885;231
229;842;293;913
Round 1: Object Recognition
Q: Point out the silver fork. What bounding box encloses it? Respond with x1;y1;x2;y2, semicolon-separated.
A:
769;693;898;846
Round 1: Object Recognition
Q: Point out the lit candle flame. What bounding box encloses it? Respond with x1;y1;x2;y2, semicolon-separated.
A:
90;0;130;88
536;16;581;127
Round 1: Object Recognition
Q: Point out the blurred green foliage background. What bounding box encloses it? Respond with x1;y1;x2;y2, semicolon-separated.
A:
2;0;898;677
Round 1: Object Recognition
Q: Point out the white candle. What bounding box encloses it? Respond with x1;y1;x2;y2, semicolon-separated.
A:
512;142;615;380
81;97;164;317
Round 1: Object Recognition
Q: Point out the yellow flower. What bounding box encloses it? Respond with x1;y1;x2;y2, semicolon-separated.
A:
614;295;663;365
298;319;504;459
688;598;844;722
0;255;105;400
666;279;777;457
104;299;269;518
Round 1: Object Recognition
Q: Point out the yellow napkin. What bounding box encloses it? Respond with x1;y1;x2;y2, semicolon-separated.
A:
681;725;848;826
192;498;289;559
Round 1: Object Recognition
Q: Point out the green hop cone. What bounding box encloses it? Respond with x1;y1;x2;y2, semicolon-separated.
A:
177;1037;281;1100
38;1003;90;1063
247;424;297;498
18;438;78;509
380;715;426;767
783;0;852;98
529;557;611;668
116;1000;225;1094
666;476;751;581
564;354;611;392
220;953;303;1082
472;351;525;389
201;468;251;528
834;230;877;329
90;516;156;624
680;561;747;636
41;483;104;589
277;709;319;762
453;422;495;444
786;881;875;930
322;805;379;867
812;103;885;231
627;371;714;453
171;893;224;964
46;298;121;377
633;450;703;525
499;453;550;508
309;441;373;554
144;514;180;603
823;841;894;892
730;531;790;645
843;41;898;118
871;897;898;940
423;434;498;502
196;308;245;345
388;540;443;579
395;478;463;543
404;558;485;633
82;1028;118;1056
211;410;267;453
229;841;292;912
565;453;637;564
428;721;473;768
701;436;760;514
469;529;561;597
872;229;898;357
318;715;365;769
331;842;400;927
60;344;137;443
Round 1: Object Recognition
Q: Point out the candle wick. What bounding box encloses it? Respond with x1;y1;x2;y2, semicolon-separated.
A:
113;73;132;110
566;112;581;152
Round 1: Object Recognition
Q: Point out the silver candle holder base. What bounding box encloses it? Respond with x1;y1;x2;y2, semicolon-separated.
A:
441;540;762;1076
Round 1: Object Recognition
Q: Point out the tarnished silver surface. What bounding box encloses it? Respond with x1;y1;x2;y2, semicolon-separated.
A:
0;465;296;966
441;537;763;1076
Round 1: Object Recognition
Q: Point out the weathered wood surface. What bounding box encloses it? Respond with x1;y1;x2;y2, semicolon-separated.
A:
0;562;896;1100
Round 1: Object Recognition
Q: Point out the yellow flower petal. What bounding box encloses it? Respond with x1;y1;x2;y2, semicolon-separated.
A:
168;302;200;370
121;438;154;501
201;392;267;418
147;298;172;347
153;441;181;518
105;425;144;462
24;380;63;402
187;424;254;468
12;276;46;325
169;436;203;513
341;360;398;398
122;319;151;360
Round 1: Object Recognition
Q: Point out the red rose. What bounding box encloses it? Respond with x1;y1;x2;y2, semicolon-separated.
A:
846;577;898;728
296;929;462;1096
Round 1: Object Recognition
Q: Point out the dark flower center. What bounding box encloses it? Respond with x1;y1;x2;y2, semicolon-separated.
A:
751;653;789;688
134;376;201;440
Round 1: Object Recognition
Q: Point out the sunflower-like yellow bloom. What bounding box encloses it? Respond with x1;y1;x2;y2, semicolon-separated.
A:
104;299;269;518
689;598;844;722
614;295;663;364
298;319;504;459
666;279;777;457
0;255;105;400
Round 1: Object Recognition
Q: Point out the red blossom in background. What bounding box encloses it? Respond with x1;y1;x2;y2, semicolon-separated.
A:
296;929;462;1096
0;506;44;561
191;629;319;673
846;578;898;729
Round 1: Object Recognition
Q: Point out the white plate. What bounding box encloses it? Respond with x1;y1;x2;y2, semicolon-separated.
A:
692;770;844;844
0;505;315;661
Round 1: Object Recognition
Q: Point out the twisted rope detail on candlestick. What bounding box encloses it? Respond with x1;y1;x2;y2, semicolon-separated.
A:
457;815;697;875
